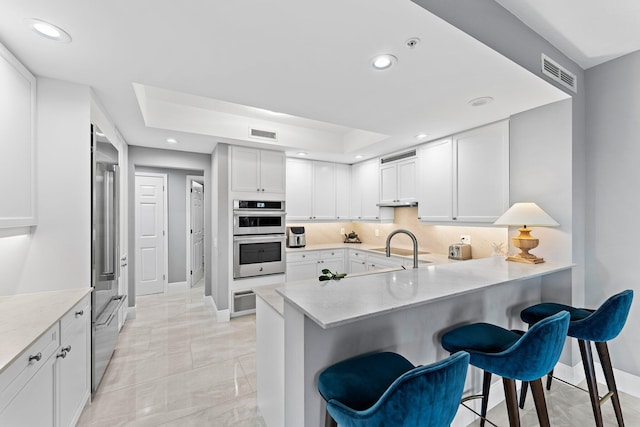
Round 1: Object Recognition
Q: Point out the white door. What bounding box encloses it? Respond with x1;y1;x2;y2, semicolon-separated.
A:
190;181;205;286
135;174;165;295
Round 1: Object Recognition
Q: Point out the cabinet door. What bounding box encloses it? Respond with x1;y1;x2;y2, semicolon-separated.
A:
335;164;350;220
319;259;345;275
286;260;318;282
379;163;397;204
312;162;336;220
349;258;367;274
0;43;36;228
360;159;381;220
455;121;509;222
0;354;55;427
396;159;417;203
349;163;363;220
418;138;454;222
286;158;313;221
260;150;286;193
231;146;260;192
58;302;90;427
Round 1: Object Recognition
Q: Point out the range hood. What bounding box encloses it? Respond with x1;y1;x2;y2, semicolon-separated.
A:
376;201;418;207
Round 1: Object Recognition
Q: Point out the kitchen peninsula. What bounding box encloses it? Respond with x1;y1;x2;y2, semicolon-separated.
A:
255;257;573;427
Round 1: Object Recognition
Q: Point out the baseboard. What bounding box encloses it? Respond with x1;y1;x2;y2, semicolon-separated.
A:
168;281;188;291
554;361;640;399
127;305;137;320
203;294;231;322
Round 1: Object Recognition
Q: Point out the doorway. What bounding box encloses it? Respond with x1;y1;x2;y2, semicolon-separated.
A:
187;177;205;287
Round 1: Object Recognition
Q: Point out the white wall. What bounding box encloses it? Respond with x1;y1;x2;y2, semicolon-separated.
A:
585;50;640;376
0;78;91;295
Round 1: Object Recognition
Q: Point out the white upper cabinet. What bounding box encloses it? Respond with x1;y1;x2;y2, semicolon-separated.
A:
335;164;350;220
259;149;286;193
286;159;351;222
0;42;36;228
286;158;313;221
418;138;454;221
380;157;417;204
312;162;336;220
349;162;363;220
418;120;509;223
360;158;384;220
230;146;285;194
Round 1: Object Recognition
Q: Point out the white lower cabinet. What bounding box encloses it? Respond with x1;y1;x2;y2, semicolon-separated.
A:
58;297;91;427
0;295;90;427
286;250;345;282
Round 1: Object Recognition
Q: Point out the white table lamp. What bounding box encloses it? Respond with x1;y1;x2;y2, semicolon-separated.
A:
494;202;559;264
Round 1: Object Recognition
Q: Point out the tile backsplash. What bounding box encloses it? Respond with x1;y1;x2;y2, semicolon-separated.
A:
288;207;508;259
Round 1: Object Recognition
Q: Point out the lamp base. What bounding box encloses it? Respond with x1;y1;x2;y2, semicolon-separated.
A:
505;255;545;264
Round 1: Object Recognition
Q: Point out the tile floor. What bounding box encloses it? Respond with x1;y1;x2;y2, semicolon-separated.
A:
78;282;640;426
77;281;265;426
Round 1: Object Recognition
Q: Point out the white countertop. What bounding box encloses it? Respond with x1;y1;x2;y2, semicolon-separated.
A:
276;257;573;329
0;288;92;374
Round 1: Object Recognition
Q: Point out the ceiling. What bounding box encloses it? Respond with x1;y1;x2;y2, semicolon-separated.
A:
495;0;640;69
0;0;571;163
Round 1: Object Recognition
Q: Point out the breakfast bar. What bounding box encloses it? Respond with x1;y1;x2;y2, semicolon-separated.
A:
256;257;573;427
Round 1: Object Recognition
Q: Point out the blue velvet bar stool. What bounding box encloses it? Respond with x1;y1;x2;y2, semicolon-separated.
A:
518;289;633;427
317;351;469;427
441;310;570;427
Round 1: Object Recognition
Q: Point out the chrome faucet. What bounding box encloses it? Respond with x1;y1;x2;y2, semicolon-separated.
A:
385;229;419;269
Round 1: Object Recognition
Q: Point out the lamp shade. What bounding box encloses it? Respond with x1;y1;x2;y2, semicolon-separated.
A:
493;203;559;227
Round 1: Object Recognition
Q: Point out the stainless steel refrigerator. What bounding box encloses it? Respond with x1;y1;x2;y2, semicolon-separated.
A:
91;125;126;394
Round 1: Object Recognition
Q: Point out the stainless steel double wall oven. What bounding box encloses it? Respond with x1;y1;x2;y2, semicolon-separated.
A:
233;200;286;279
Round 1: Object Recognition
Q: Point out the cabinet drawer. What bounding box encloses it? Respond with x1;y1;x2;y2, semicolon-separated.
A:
349;250;367;260
320;250;343;260
60;295;91;342
0;323;59;411
287;251;319;262
367;253;404;268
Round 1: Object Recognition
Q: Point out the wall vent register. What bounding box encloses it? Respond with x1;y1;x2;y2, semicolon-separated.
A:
541;54;577;93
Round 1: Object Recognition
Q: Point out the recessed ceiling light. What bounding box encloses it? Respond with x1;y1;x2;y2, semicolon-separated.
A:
25;18;71;42
166;138;178;144
354;154;364;159
371;54;397;70
296;152;307;156
415;133;429;140
468;97;494;107
95;131;105;137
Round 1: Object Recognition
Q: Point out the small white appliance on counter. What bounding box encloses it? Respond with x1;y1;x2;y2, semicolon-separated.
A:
286;226;306;248
449;243;472;260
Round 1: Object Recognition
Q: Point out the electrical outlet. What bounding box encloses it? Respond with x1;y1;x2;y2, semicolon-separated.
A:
340;227;345;235
375;229;380;237
460;235;471;245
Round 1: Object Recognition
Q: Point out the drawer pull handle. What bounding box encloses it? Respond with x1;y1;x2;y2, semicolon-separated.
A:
29;352;42;363
75;309;84;317
57;345;72;359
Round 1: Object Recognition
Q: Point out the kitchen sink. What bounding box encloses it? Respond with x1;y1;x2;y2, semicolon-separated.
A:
369;247;429;256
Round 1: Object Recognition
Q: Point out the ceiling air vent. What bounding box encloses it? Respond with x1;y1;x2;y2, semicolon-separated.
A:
380;149;416;164
541;54;577;93
249;127;278;141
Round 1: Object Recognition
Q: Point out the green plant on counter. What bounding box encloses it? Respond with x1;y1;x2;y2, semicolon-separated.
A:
318;269;347;281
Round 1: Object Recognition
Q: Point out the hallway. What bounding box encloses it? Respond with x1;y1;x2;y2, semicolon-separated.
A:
77;283;265;426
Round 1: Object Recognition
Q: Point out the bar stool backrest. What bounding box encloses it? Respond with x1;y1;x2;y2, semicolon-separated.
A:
468;311;570;382
326;351;470;427
569;289;633;342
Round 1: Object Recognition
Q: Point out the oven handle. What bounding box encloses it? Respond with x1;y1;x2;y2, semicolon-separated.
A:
233;210;287;216
233;234;286;243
